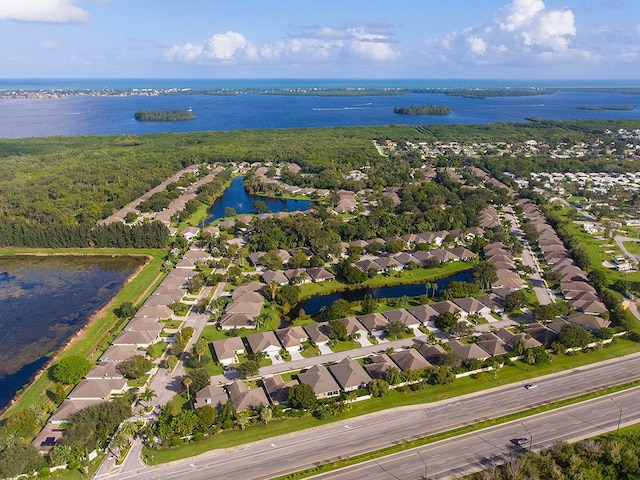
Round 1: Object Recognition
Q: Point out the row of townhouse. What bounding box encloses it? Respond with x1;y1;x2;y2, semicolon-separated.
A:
517;199;610;331
34;248;206;450
212;293;507;369
202;316;567;409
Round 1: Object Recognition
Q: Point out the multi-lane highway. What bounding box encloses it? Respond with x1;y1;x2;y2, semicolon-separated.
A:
96;353;640;480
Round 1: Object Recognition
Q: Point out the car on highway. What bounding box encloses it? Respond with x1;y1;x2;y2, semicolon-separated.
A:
511;437;529;446
524;383;538;390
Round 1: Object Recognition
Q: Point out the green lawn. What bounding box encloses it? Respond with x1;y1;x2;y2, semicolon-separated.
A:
1;248;167;420
330;340;361;353
300;343;321;358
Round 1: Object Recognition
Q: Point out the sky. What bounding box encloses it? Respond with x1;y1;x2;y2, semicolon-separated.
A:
0;0;639;79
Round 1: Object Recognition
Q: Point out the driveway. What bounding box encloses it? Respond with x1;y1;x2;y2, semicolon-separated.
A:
318;344;333;355
289;350;304;361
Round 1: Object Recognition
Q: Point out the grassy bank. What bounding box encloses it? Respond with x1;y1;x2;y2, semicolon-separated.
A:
0;248;167;419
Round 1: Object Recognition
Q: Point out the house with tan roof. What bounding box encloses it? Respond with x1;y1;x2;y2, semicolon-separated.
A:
390;349;431;371
417;344;448;365
218;312;257;330
100;344;141;362
263;375;299;405
112;329;158;348
328;357;371;392
227;379;270;412
212;337;245;366
406;304;439;325
383;308;421;331
567;312;611;332
85;362;123;380
68;378;128;400
339;317;368;339
304;323;332;347
245;331;282;357
261;270;289;285
306;267;335;282
448;340;491;362
49;399;104;424
275;326;308;353
195;384;228;410
136;305;173;319
364;354;396;379
297;364;340;399
357;312;389;337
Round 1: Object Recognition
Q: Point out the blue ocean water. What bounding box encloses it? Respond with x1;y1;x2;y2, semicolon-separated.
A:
0;79;639;138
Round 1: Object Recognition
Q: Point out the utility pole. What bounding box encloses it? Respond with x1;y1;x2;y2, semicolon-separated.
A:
417;450;428;480
611;397;623;435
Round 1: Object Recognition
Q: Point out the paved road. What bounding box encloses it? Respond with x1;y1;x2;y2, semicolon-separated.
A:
614;235;640;265
95;353;640;480
503;207;553;306
311;387;640;480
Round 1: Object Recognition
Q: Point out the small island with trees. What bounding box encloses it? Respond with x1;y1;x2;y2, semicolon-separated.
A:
393;104;452;116
134;109;195;122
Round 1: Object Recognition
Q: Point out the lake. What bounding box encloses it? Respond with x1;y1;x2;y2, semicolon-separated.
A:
292;269;473;318
206;176;312;223
0;255;146;411
1;79;640;138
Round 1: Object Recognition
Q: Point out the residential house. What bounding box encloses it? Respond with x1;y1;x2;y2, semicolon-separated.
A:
417;344;448;365
357;312;389;337
245;331;282;358
406;304;439;325
390;349;431;371
194;384;229;410
306;267;335;282
212;337;245;366
68;379;128;400
566;312;611;332
263;375;299;405
275;326;309;353
382;308;421;331
339;317;368;339
226;379;270;412
304;323;332;347
448;340;491;362
363;354;396;379
297;364;341;399
328;357;371;392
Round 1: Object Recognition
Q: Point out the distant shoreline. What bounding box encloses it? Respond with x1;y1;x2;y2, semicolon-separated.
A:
1;85;640;100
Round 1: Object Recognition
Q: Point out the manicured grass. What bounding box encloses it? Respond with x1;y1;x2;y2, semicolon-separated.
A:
1;248;167;420
142;339;640;465
330;340;361;353
623;240;640;255
297;263;472;301
300;343;321;358
147;341;169;360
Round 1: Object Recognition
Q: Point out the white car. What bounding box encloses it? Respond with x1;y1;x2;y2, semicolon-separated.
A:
524;383;538;390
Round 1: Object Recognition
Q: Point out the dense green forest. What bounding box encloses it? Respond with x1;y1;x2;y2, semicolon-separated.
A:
0;120;638;247
394;104;452;115
134;109;195;121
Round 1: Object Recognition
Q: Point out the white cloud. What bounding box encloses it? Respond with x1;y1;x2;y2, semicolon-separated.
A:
0;0;89;23
164;23;399;66
429;0;577;69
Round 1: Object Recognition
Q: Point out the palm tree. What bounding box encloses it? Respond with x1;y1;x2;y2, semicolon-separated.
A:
193;339;207;362
139;388;156;405
183;376;193;399
119;421;138;442
260;406;272;425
